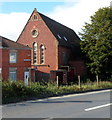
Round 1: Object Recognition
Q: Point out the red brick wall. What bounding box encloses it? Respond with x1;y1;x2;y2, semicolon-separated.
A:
2;49;31;81
17;10;58;75
17;10;86;82
69;61;85;76
50;72;57;82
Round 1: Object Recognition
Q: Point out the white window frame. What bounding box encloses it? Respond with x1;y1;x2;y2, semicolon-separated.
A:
9;51;17;63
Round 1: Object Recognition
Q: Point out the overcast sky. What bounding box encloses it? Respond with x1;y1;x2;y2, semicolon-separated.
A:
0;0;111;41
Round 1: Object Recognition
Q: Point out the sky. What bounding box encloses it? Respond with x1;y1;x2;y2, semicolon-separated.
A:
0;0;111;41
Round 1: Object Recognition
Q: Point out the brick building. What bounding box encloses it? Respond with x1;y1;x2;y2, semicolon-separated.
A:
0;36;31;85
17;8;85;84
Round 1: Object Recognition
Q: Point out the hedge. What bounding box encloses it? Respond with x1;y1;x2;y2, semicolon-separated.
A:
2;81;112;104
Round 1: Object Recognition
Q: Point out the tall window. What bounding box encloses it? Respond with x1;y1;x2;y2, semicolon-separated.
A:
9;68;17;81
62;52;69;65
40;45;45;64
10;51;17;63
33;42;37;64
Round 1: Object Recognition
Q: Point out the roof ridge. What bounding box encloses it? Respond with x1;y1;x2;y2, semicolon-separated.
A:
17;8;80;48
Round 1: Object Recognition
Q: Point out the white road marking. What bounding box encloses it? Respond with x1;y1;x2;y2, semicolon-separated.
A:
85;103;112;111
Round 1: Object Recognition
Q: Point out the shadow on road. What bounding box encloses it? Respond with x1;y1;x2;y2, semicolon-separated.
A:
6;100;93;107
27;100;92;104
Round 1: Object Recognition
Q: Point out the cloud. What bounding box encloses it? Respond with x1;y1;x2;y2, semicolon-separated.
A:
0;12;30;41
0;0;111;41
47;0;111;35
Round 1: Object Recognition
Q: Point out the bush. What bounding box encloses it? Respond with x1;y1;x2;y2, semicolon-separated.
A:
2;80;112;104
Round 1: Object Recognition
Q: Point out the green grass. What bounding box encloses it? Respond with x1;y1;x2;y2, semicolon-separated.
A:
2;80;112;104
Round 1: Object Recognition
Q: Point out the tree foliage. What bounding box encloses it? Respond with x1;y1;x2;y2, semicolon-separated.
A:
79;7;112;76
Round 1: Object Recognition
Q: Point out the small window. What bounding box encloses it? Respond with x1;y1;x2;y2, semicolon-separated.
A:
9;68;17;81
32;30;38;38
10;51;17;63
57;34;61;39
34;15;37;20
64;36;67;41
62;52;69;65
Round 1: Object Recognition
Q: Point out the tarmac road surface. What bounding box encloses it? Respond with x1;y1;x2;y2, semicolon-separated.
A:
2;89;112;119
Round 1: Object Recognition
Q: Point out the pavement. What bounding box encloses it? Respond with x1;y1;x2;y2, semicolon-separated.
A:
2;89;112;119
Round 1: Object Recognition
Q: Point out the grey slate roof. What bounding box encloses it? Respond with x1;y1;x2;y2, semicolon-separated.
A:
0;36;30;49
38;12;83;60
38;12;81;48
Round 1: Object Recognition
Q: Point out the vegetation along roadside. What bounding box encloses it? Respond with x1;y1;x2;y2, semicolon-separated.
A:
2;80;112;104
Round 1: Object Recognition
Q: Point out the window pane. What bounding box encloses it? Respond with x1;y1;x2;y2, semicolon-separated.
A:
40;45;45;64
10;52;17;63
9;71;16;81
33;43;37;64
41;60;44;63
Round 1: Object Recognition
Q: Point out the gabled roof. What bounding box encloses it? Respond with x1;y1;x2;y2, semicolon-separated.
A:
0;36;31;49
16;8;82;59
17;8;81;48
37;12;83;60
38;12;81;47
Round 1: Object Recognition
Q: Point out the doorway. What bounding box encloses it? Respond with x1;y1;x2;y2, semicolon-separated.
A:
24;71;29;85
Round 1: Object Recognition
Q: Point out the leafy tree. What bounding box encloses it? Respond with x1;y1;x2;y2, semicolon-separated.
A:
79;7;112;81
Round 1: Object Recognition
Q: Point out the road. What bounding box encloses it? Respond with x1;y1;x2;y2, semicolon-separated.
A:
2;89;112;119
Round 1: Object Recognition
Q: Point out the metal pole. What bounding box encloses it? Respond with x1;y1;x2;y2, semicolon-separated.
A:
57;76;59;87
78;75;81;88
96;75;99;86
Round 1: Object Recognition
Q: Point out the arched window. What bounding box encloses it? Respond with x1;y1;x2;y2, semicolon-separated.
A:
34;15;37;20
32;14;38;21
40;45;45;64
33;42;37;64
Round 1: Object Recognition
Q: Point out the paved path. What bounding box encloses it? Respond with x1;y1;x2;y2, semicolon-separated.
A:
2;89;112;119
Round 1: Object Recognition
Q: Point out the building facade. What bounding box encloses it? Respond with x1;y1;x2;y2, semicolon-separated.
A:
0;36;31;85
17;8;85;84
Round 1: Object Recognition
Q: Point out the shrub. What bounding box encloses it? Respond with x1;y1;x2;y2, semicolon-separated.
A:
2;80;112;104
